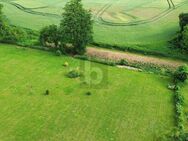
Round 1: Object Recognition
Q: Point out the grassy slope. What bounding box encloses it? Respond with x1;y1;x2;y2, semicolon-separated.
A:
0;44;174;141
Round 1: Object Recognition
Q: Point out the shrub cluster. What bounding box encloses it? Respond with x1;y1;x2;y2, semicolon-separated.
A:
67;68;82;78
173;65;188;83
171;13;188;53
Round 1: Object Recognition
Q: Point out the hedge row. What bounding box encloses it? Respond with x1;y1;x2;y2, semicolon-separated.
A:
173;84;187;141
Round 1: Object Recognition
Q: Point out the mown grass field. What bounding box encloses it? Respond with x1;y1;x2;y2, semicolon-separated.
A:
0;0;188;56
0;44;175;141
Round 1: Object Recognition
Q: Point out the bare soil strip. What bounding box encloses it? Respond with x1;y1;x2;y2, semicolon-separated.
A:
86;47;187;68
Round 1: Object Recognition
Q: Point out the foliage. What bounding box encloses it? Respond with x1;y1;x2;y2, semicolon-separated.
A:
67;67;82;78
1;25;27;43
172;25;188;52
85;91;92;96
39;25;60;48
44;90;49;95
173;65;188;83
181;26;188;51
179;13;188;32
60;0;93;55
119;59;128;65
169;64;188;141
171;14;188;53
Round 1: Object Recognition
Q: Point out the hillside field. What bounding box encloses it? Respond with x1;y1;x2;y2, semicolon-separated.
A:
0;0;188;55
0;44;175;141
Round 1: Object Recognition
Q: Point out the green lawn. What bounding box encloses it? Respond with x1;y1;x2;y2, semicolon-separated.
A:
0;44;175;141
0;0;188;57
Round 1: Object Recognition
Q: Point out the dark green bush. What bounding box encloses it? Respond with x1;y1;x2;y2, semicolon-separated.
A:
44;90;49;95
171;13;188;53
85;91;92;96
175;91;184;105
174;65;188;83
181;26;188;51
0;25;27;43
39;24;60;48
67;68;82;78
179;13;188;32
119;59;128;65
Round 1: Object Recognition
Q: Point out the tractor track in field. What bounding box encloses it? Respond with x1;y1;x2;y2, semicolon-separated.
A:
95;0;188;26
0;1;61;19
94;0;156;23
86;47;187;69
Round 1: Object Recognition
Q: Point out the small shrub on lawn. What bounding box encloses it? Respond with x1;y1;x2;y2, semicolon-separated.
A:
85;91;92;96
67;68;82;78
44;90;49;95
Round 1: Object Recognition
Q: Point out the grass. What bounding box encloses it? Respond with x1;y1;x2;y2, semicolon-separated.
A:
0;44;175;141
0;0;188;58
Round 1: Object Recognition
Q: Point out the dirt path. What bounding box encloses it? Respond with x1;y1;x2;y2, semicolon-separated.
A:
86;47;187;68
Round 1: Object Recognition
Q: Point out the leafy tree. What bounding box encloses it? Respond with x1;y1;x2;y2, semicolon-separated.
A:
173;65;188;83
60;0;93;55
179;13;188;32
181;25;188;50
39;25;60;48
1;25;17;43
171;14;188;52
